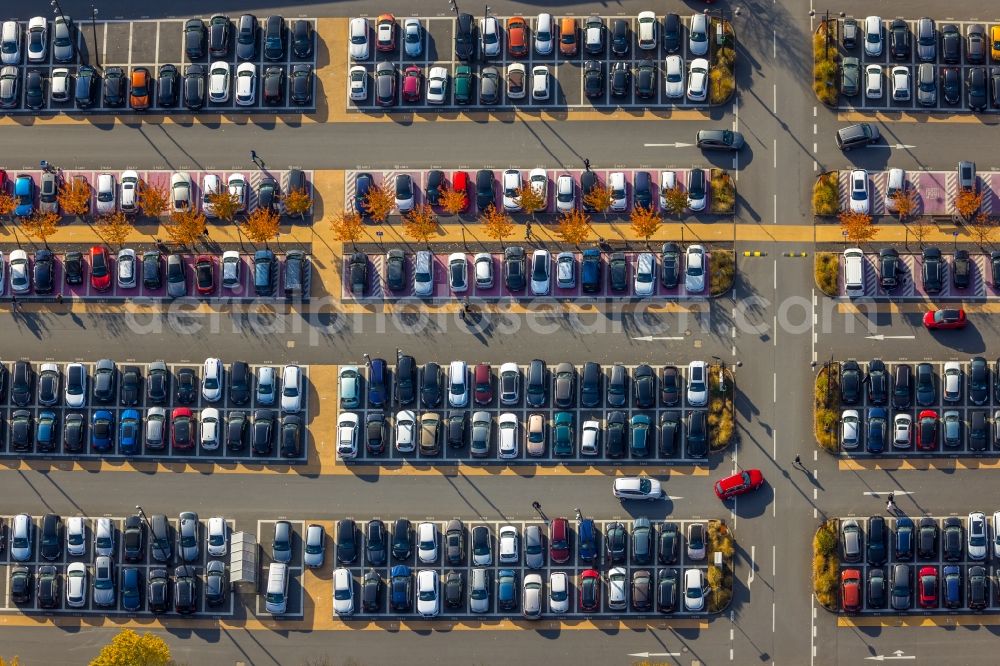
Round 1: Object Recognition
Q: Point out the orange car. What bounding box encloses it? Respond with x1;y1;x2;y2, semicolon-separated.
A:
507;16;528;57
129;67;151;110
991;25;1000;62
559;18;577;56
376;13;396;52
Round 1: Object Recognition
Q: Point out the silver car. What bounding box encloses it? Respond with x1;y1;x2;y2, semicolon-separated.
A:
93;555;116;607
94;517;115;558
304;523;325;568
53;15;74;63
146;407;166;449
256;366;276;405
916;63;936;106
524;525;545;569
167;253;186;298
469;567;490;613
179;511;199;562
522;573;542;618
10;514;32;561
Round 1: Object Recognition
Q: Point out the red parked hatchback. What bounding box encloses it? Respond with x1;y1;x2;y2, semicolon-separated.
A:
171;407;194;450
841;569;861;612
451;171;470;212
402;65;422;102
916;410;938;450
90;246;111;291
549;517;570;564
195;255;215;295
714;469;765;500
918;566;938;608
474;363;493;405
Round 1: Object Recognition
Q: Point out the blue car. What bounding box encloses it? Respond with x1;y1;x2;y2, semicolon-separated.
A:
354;172;373;215
368;358;388;407
389;565;412;612
36;410;57;452
119;409;141;455
578;518;597;562
91;410;114;452
14;175;34;217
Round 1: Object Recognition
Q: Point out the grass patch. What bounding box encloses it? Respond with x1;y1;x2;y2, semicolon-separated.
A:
709;20;736;104
708;363;735;451
812;23;840;106
814;362;840;453
709;250;735;297
707;519;735;612
813;171;840;216
814;252;839;297
813;519;840;610
710;169;736;214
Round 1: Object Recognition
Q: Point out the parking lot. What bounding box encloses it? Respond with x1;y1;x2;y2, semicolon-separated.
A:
324;517;719;618
838;251;998;299
0;17;317;114
836;514;999;614
835;169;1000;218
835;359;999;457
0;360;309;463
0;513;235;616
835;18;1000;114
338;361;712;464
347;14;720;111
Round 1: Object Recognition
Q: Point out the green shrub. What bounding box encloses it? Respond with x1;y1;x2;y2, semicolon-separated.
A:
709;250;735;297
814;252;839;297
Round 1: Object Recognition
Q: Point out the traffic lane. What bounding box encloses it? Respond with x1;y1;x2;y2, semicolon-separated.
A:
0;118;722;170
0;308;735;366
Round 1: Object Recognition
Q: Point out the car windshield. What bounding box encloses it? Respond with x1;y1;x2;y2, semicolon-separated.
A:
419;588;435;602
638;479;651;493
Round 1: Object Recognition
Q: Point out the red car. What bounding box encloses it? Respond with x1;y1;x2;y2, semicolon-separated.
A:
918;566;938;608
916;410;938;450
402;65;422;102
375;13;396;52
451;170;470;212
90;246;111;291
714;469;765;500
195;255;215;295
171;407;194;450
474;362;493;405
579;569;600;612
549;517;570;564
923;308;967;329
841;569;861;612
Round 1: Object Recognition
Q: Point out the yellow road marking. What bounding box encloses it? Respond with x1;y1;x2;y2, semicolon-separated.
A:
838;303;1000;315
837;111;1000;125
838;615;1000;627
839;458;1000;471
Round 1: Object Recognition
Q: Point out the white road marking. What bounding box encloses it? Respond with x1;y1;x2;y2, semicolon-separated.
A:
747;545;755;585
643;142;694;147
863;491;914;496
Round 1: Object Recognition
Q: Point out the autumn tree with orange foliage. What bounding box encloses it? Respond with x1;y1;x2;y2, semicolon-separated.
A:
90;629;172;666
839;210;878;244
556;209;593;246
137;181;170;218
362;184;396;223
331;211;365;248
438;187;468;215
582;182;613;215
479;205;515;247
0;191;15;224
57;178;91;217
165;209;208;247
242;207;281;245
966;212;997;247
96;211;134;247
403;205;439;245
662;185;689;217
516;183;546;219
891;187;919;223
282;188;313;219
206;191;242;224
629;205;661;244
954;189;983;221
21;210;61;245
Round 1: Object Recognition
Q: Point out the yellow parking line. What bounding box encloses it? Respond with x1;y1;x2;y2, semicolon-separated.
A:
838;615;1000;627
837;111;1000;125
837;302;1000;315
839;459;1000;471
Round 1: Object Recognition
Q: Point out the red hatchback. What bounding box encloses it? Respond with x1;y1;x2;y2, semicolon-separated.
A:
549;517;570;564
923;308;967;329
841;569;861;612
90;246;111;291
474;363;493;405
402;65;422;102
451;171;470;212
714;469;765;500
918;566;938;608
195;255;215;295
579;569;600;611
171;407;194;450
916;410;938;450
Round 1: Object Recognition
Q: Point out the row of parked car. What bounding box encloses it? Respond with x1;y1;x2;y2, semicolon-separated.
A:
839;358;996;409
842;60;1000;109
348;245;707;296
845;17;999;64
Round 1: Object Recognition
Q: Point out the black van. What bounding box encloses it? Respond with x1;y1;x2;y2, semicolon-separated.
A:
836;122;880;151
526;359;547;408
892;364;912;410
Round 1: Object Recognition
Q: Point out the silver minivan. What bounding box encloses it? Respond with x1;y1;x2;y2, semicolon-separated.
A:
470;567;490;613
265;562;289;614
413;251;434;297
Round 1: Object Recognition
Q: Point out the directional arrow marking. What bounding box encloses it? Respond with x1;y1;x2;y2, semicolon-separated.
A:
864;144;916;150
862;491;915;496
643;142;694;148
628;652;682;658
864;651;915;661
632;335;685;341
865;334;916;341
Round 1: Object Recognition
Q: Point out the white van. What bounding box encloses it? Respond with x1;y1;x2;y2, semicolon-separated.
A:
265;562;289;614
843;248;865;297
884;168;904;213
448;360;468;408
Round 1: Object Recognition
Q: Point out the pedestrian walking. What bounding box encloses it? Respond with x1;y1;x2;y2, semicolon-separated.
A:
886;499;894;513
10;295;17;310
531;501;541;511
887;492;895;505
525;221;532;240
56;294;64;305
794;455;802;467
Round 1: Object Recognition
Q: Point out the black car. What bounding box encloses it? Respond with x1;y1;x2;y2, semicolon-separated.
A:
120;365;141;406
867;516;887;565
660;366;681;406
921;247;943;292
425;170;445;206
455;13;475;61
445;520;465;565
366;519;387;566
941;67;960;105
967;24;986;64
634;171;653;210
36;565;59;609
657;568;679;612
146;362;168;403
605;522;627;563
148;568;170;613
659;411;680;456
10;410;32;451
968;566;988;610
40;513;61;561
395;355;416;405
290;64;312;105
183;64;206;110
421;362;442;407
609;252;627;292
878;248;900;289
175;367;196;404
968;67;988;112
663;13;681;53
63;413;85;452
391;518;412;561
205;560;228;606
33;250;54;293
362;570;383;612
236;14;258;61
264;15;285;61
580;362;601;408
263;66;284;105
969;410;988;451
103;66;126;106
504;246;526;291
444;571;464;609
969;357;989;406
25;70;44;110
75;65;98;108
10;566;31;604
889;19;910;60
156;64;179;107
122;568;141;609
867;567;886;609
142;251;161;289
867;359;888;405
940;23;961;63
581;171;598;212
365;411;386;455
280;415;301;458
610;61;630;98
292;19;313;58
385;249;405;292
634;364;655;408
942;517;962;561
184;19;206;59
606;410;627;458
892;364;911;411
611;19;629;57
688;410;708;458
226;411;247;451
64;251;83;285
174;566;196;614
446;412;466;449
635;60;656;98
840;360;861;403
632;517;654;564
661;242;681;288
992;68;1000;109
11;361;32;407
336;519;357;564
475;169;495;211
123;514;144;562
526;359;547;408
349;252;368;296
584;60;603;98
658;523;679;565
251;409;274;455
915;362;935;406
228;361;250;405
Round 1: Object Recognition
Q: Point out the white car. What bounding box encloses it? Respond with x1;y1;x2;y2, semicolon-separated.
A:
689;13;709;56
684;568;707;611
222;250;241;289
66;516;86;557
27;17;47;63
349;65;368;101
395;174;414;212
892;414;913;449
534;13;554;55
235;62;257;106
687;360;708;405
502;169;522;212
685;245;706;293
864;16;883;57
8;249;28;294
418;522;438;563
94;517;115;557
448;252;468;293
531;65;550;101
349;18;369;60
555;174;575;212
395;410;415;452
549;571;569;613
281;364;303;413
403;18;422;58
96;172;116;214
333;568;354;615
530;249;550;296
659;171;677;208
556;251;575;289
637;11;658;50
609;171;627;211
479;16;501;58
51;68;71;102
664;55;685;98
202;357;224;402
943;361;961;402
66;562;87;608
417;569;440;617
498;525;519;563
891;66;910;101
209;61;231;102
841;409;861;449
170;172;192;213
426;66;448;104
337;412;359;459
968;512;988;560
687;58;709;101
865;64;882;99
120;170;139;214
117;249;136;289
529;168;547;203
207;516;227;557
634;253;655;296
474;253;493;288
581;420;600;455
993;511;1000;559
608;567;628;610
304;524;325;568
612;476;663;501
1;22;22;65
10;514;32;561
849;169;869;214
227;173;248;211
203;174;222;217
507;62;526;99
200;407;221;450
498;412;518;459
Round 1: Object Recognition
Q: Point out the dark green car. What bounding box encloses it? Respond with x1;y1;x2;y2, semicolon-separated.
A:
454;65;473;104
841;57;860;97
553;412;574;457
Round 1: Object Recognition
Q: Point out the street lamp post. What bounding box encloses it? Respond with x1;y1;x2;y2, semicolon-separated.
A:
448;0;460;16
91;6;100;68
808;10;846;61
135;505;149;527
50;0;65;22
